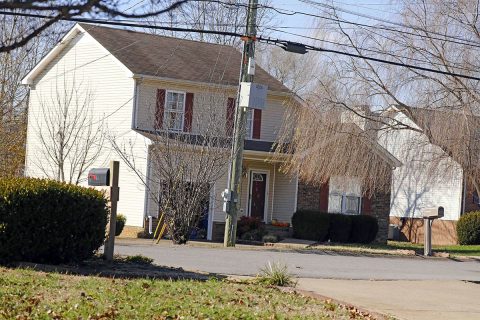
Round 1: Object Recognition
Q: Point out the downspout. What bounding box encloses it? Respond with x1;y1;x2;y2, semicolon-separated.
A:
462;174;467;216
271;163;276;223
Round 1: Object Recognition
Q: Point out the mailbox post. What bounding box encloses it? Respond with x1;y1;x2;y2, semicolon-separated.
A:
88;161;120;261
422;206;444;256
104;161;120;261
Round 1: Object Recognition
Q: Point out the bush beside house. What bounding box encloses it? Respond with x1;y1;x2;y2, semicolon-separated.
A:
291;210;378;243
291;210;330;241
457;211;480;245
115;214;127;236
0;178;108;264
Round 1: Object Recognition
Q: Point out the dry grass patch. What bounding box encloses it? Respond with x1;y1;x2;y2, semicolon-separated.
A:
0;267;380;319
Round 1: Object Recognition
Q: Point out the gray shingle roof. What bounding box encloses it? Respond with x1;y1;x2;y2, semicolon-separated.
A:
79;23;290;93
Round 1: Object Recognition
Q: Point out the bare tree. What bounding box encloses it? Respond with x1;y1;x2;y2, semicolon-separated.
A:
0;15;61;177
0;0;201;53
35;77;104;184
110;86;232;244
143;0;275;47
280;0;480;196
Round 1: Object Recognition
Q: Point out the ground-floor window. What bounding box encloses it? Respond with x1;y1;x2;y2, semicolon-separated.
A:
328;176;362;214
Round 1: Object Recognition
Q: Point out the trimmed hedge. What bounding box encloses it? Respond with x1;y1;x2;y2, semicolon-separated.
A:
291;210;330;241
329;214;352;243
350;215;378;244
457;211;480;245
291;210;378;244
115;214;127;236
0;178;109;264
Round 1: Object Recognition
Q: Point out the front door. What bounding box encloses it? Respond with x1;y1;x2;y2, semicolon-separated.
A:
249;172;267;220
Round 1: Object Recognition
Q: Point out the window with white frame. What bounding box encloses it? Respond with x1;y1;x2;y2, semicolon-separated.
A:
245;108;253;138
164;91;185;131
328;176;362;214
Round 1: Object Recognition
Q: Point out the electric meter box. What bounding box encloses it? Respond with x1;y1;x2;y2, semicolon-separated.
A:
239;82;268;109
88;168;110;186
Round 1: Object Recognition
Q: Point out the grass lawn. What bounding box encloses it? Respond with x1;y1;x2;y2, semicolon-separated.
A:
386;241;480;256
0;267;373;320
308;241;480;257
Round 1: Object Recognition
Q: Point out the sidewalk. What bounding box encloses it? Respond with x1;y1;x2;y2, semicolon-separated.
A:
296;278;480;320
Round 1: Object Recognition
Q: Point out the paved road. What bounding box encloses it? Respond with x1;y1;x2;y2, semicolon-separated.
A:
114;239;480;281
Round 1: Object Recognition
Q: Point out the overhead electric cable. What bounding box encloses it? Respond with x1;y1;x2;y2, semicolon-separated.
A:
2;10;480;81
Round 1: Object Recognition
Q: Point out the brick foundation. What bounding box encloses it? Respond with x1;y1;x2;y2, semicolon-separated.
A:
390;217;457;245
370;191;390;244
297;182;321;210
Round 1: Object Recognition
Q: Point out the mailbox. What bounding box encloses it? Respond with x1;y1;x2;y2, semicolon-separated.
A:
88;168;110;186
422;206;444;219
422;206;444;256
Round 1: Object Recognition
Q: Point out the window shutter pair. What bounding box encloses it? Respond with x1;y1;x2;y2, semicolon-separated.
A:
155;89;193;132
225;97;262;139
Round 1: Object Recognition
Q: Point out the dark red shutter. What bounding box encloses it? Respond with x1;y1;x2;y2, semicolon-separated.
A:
362;193;372;214
252;109;262;139
184;92;194;132
319;179;329;212
155;89;166;129
226;98;235;136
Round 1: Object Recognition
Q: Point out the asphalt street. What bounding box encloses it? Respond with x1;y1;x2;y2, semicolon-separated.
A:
114;239;480;281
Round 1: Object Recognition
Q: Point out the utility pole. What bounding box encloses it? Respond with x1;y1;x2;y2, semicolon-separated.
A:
224;0;258;247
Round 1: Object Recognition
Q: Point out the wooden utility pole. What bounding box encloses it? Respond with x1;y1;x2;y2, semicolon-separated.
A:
104;160;120;261
224;0;258;247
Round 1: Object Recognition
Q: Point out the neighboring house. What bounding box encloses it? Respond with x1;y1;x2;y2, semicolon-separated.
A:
378;106;477;245
23;23;400;243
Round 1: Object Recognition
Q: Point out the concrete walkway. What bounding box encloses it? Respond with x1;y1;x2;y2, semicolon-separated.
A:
297;278;480;320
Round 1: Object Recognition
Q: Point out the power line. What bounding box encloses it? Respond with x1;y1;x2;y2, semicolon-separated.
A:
3;10;480;81
0;10;244;38
297;0;480;48
267;27;474;73
260;37;480;81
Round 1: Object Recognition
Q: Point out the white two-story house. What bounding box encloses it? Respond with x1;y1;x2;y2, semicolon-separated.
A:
23;23;401;242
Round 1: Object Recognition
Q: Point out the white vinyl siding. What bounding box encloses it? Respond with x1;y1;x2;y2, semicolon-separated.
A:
378;112;463;220
25;31;149;227
135;80;291;142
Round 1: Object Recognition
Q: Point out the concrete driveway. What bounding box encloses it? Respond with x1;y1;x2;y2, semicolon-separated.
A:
297;278;480;320
114;239;480;281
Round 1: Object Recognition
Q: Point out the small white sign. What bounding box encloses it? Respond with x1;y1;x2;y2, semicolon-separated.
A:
239;82;268;110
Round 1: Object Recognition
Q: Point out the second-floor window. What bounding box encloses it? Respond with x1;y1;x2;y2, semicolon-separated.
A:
245;108;253;139
164;91;185;131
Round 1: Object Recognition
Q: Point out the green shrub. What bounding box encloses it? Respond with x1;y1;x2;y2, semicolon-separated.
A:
240;229;265;241
262;233;280;243
257;261;296;287
457;211;480;245
123;254;153;265
115;214;127;236
0;178;108;264
237;216;265;239
329;214;352;243
349;215;378;243
291;210;330;241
